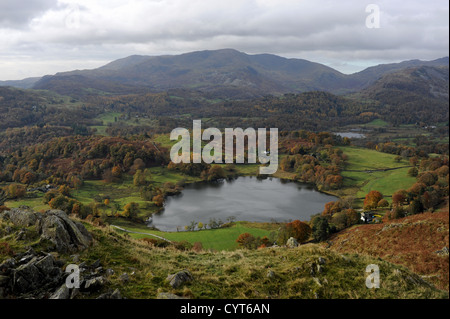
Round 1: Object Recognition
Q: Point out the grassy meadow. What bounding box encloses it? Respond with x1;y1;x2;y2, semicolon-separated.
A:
337;146;416;205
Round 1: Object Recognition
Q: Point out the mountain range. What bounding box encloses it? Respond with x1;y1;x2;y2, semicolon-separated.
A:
1;49;448;98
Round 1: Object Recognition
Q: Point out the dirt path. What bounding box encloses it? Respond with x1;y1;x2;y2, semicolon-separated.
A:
344;165;412;173
110;225;172;243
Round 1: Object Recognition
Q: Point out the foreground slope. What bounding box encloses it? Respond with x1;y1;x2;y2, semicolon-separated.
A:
328;208;449;291
1;207;447;299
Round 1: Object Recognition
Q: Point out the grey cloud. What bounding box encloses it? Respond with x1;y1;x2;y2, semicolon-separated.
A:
0;0;58;27
0;0;448;80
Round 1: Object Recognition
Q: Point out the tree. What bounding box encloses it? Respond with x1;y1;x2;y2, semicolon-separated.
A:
133;169;146;186
407;167;418;177
409;198;424;215
311;216;331;242
71;203;81;217
236;233;257;249
198;222;204;230
205;165;226;181
392;190;407;206
286;220;311;243
111;165;122;178
377;199;389;208
152;194;164;207
363;190;383;210
59;185;71;196
122;202;139;219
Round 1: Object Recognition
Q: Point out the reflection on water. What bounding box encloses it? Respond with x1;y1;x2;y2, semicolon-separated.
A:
334;132;366;139
150;176;337;231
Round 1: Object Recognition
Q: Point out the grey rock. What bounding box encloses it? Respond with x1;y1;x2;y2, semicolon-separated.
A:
317;265;324;274
286;237;298;248
0;258;16;274
1;208;40;227
312;277;322;287
166;270;193;288
1;208;93;254
13;260;44;292
70;288;80;299
309;263;316;276
41;210;92;253
83;276;108;291
110;288;122;299
434;246;449;256
34;254;55;274
318;257;326;265
119;273;130;284
90;259;101;269
97;288;122;299
50;284;70;299
105;269;115;277
266;270;275;278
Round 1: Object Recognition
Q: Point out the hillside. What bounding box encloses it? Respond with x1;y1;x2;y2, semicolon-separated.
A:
328;208;449;291
1;207;447;299
354;65;449;125
29;49;449;98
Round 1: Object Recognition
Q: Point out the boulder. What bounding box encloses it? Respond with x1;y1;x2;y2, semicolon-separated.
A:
1;207;39;227
166;270;193;288
0;208;93;253
286;237;298;248
41;210;92;253
119;273;130;284
50;284;70;299
83;276;108;292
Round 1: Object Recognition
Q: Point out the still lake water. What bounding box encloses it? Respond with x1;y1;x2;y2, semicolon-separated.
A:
150;176;337;231
334;132;366;139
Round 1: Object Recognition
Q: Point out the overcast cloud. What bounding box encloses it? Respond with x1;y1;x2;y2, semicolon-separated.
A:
0;0;448;80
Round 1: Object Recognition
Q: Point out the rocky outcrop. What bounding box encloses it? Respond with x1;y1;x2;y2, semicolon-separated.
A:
0;248;65;298
0;207;92;253
0;249;118;299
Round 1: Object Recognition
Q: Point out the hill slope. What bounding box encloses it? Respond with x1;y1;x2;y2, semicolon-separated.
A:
355;65;449;124
1;208;447;299
328;209;449;291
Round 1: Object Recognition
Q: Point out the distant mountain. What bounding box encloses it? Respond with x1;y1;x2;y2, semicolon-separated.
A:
356;65;449;125
350;57;450;89
0;77;41;89
4;49;449;98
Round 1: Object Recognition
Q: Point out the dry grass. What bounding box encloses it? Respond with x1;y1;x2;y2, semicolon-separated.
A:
328;209;449;290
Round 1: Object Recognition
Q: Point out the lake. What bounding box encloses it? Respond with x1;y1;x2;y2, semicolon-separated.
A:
150;176;337;231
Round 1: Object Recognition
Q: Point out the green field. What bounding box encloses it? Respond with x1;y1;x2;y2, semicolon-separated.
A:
338;146;416;205
108;218;277;251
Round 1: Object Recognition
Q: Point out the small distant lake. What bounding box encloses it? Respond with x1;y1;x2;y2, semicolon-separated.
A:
150;176;337;231
334;132;366;139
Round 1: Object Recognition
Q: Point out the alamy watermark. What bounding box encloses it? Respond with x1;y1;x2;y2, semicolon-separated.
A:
365;264;380;289
65;264;80;289
170;120;279;174
366;4;381;29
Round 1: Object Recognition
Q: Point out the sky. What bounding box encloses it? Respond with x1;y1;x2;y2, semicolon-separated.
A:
0;0;448;80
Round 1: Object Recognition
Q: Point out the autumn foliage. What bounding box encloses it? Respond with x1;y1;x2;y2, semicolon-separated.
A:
363;190;383;210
